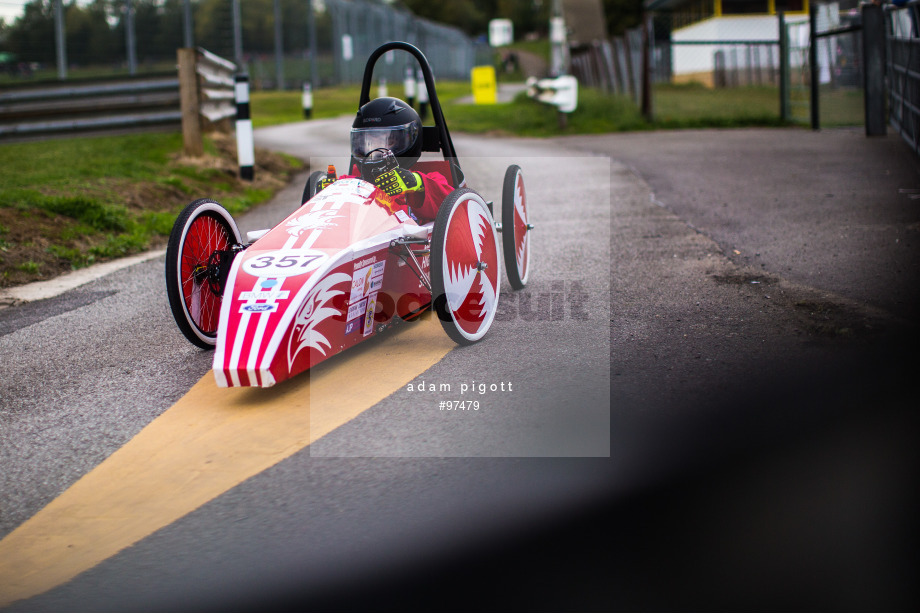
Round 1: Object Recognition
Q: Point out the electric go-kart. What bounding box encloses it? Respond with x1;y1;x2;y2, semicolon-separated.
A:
165;42;533;388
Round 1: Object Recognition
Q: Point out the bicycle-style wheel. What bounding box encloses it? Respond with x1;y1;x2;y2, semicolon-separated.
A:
165;199;241;348
430;188;501;345
501;164;531;290
301;170;325;205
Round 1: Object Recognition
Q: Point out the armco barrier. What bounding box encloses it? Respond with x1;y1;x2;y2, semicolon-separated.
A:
0;48;235;149
0;74;181;142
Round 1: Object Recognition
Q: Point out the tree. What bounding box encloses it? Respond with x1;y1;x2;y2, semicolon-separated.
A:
5;0;56;64
497;0;548;37
400;0;490;36
604;0;643;36
67;0;115;66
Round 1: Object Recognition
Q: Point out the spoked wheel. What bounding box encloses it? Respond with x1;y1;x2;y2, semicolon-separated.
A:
501;164;531;290
165;199;242;349
301;170;325;205
430;188;501;345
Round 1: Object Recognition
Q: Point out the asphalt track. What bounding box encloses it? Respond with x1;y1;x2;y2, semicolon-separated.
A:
0;121;918;610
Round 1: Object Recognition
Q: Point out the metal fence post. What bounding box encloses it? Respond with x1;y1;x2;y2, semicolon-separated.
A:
54;0;67;80
641;13;653;122
863;2;887;136
273;0;284;90
810;2;819;130
232;0;243;67
779;11;790;123
125;0;137;75
183;0;193;48
307;0;317;90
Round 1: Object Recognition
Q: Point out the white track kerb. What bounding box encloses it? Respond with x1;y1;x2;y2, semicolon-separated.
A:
0;249;166;308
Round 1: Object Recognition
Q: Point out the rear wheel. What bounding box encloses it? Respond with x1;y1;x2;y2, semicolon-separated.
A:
302;170;325;205
430;188;501;345
501;164;531;290
165;199;241;349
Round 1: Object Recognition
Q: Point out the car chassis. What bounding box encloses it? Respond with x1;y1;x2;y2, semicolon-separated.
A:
165;42;533;387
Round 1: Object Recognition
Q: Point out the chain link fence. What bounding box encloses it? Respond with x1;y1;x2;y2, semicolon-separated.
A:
885;1;920;153
654;13;785;88
805;3;865;128
1;0;487;90
643;2;865;128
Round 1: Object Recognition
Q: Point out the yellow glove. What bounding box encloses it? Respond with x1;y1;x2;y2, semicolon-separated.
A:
319;165;337;191
374;168;423;197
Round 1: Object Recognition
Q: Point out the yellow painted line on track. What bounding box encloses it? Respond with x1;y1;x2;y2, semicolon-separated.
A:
0;315;452;608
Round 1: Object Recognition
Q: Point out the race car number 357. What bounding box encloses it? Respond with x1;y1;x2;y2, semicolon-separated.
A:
242;250;328;277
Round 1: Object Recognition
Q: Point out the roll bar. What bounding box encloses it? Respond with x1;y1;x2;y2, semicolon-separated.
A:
358;42;461;187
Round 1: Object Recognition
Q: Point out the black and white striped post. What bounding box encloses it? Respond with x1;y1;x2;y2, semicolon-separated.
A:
404;66;416;108
235;74;254;181
416;69;429;121
302;81;313;119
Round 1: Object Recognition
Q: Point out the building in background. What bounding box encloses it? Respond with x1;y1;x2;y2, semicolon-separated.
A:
647;0;813;86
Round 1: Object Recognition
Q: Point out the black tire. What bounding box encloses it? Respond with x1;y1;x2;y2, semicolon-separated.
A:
501;164;531;290
165;199;241;349
302;170;326;205
430;188;501;345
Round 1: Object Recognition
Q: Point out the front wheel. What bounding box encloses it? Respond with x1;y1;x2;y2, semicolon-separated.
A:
430;188;501;345
165;199;241;349
501;164;531;290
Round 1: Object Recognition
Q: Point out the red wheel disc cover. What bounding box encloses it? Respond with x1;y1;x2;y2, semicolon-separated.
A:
443;198;500;337
512;171;529;280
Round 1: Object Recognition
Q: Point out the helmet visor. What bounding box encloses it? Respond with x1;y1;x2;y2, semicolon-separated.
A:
351;122;419;159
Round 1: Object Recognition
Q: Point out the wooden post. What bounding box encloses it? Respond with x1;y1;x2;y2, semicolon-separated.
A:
178;48;203;157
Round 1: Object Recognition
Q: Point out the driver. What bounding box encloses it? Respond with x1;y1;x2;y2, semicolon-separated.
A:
322;97;453;222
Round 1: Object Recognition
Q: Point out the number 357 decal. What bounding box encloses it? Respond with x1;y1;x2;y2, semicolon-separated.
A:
242;250;328;278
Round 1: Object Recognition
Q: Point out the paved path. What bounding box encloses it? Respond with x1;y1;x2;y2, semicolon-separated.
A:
557;127;920;322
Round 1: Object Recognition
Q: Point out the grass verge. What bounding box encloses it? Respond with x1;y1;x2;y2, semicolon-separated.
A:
1;79;826;289
251;80;792;136
0;131;302;288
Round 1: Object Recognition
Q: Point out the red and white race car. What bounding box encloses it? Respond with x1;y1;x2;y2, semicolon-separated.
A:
165;42;532;388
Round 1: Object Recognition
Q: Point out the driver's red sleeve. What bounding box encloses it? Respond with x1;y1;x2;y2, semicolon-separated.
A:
406;171;453;222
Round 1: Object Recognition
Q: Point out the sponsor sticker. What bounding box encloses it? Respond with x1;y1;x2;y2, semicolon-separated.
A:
363;292;378;336
394;210;410;223
240;303;278;313
242;250;327;278
354;255;376;270
345;318;362;336
335;177;369;194
349;260;386;302
239;290;290;301
347;298;368;322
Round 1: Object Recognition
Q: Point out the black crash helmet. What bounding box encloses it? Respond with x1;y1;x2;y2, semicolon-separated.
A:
351;97;422;167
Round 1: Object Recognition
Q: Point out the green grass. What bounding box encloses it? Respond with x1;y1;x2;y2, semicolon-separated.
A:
0;131;300;285
448;88;651;135
816;86;864;127
251;81;475;127
252;80;791;136
651;82;787;128
2;78;822;287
